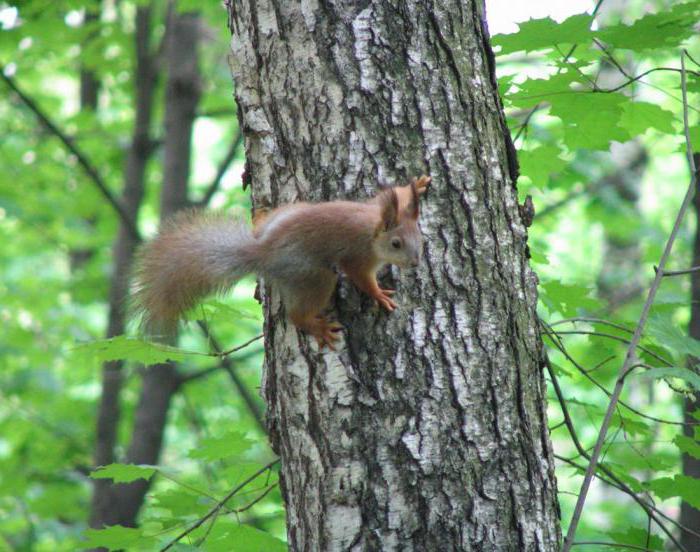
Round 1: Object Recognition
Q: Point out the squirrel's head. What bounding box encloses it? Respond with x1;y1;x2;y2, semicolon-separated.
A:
373;181;423;268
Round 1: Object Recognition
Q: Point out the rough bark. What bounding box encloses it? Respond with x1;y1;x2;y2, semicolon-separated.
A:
94;8;202;528
89;4;157;529
228;1;560;550
681;153;700;552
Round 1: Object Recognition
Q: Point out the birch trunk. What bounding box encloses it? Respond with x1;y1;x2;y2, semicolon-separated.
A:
227;1;560;549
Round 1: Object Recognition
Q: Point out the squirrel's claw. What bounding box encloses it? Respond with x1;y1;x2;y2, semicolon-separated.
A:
413;175;431;196
375;289;398;311
314;319;344;351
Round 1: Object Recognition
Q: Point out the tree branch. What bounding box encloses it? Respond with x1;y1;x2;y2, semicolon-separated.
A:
196;129;243;207
655;264;700;277
159;459;279;551
195;322;265;433
547;359;688;550
562;53;698;552
0;68;141;242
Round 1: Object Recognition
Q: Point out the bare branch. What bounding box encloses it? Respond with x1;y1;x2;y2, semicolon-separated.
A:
546;359;688;550
571;541;656;551
197;129;243;207
194;322;265;432
562;52;699;552
159;459;279;551
543;324;698;426
180;343;263;384
655;265;700;277
0;68;141;242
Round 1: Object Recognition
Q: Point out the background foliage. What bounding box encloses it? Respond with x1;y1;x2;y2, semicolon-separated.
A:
1;0;699;550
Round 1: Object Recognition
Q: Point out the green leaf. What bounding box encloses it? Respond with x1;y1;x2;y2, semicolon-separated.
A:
674;434;700;460
618;102;676;136
492;14;593;55
637;367;700;390
529;248;549;266
205;523;287;552
548;92;631;150
507;72;579;109
610;412;650;436
540;280;600;317
188;431;255;461
82;526;157;551
90;463;157;483
596;2;700;52
518;146;567;188
647;475;700;509
607;527;664;551
151;488;211;519
601;462;645;494
646;314;700;361
74;335;187;364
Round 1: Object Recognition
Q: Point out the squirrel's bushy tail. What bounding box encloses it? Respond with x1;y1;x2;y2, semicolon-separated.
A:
132;210;259;334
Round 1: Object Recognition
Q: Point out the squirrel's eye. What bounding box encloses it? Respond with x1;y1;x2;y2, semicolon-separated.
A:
391;237;402;249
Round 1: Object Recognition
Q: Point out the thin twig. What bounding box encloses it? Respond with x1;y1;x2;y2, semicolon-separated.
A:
561;52;698;552
655;264;700;277
0;68;141;242
159;459;279;551
232;483;277;514
557;453;697;545
547;360;688;549
543;324;696;426
197;129;243;206
571;542;654;551
195;322;266;432
180;347;263;383
601;66;700;93
550;317;635;334
217;333;264;357
542;328;672;367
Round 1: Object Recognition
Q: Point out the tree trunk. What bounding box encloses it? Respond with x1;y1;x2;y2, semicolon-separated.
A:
89;5;200;529
89;4;156;529
108;7;201;527
227;1;560;550
681;153;700;552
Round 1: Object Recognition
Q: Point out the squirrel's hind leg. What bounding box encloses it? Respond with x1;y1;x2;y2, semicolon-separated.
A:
281;269;342;350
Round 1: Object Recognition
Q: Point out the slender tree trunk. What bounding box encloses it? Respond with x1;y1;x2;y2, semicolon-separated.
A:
89;4;157;529
90;8;202;528
70;0;101;271
107;7;201;527
681;153;700;551
227;1;560;550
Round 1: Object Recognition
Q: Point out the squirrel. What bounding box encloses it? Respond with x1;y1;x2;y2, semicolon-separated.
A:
132;175;430;349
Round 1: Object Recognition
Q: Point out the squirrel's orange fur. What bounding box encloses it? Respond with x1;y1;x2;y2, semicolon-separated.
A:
132;175;430;349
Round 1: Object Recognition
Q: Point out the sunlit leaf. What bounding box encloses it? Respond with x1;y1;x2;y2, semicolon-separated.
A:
74;335;187;364
493;14;593;54
188;431;256;461
90;463;157;483
81;526;158;551
647;475;700;509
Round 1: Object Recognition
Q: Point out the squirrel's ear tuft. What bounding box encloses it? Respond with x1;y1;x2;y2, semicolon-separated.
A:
377;188;399;233
406;180;420;219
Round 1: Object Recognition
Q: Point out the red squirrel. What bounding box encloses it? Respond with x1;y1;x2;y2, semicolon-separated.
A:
132;175;430;349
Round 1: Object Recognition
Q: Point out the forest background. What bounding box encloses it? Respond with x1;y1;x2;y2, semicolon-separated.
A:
1;0;700;550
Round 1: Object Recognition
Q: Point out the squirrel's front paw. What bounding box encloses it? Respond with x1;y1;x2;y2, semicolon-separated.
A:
374;288;397;311
413;175;431;196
